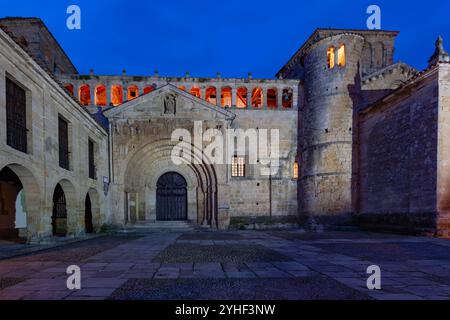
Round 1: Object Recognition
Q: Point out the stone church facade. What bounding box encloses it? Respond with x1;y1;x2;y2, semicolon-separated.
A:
0;18;449;242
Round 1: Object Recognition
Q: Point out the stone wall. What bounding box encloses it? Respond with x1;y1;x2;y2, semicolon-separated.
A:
0;28;109;242
437;63;450;237
357;69;439;234
229;109;298;218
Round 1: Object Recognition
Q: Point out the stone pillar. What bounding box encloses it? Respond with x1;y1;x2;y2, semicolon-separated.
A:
231;87;237;108
277;87;283;109
106;85;111;107
217;87;222;107
89;85;95;106
247;87;252;108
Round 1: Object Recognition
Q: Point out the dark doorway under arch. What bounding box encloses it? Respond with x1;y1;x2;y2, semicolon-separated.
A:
85;194;94;234
52;184;67;237
156;172;187;221
0;167;23;241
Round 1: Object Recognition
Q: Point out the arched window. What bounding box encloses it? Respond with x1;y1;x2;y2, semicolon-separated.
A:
205;87;217;105
64;84;74;96
190;86;201;98
267;88;277;109
327;47;335;69
338;44;346;67
178;85;186;91
111;85;123;106
282;88;293;109
293;161;299;179
95;85;107;106
79;84;91;106
144;86;155;94
236;87;247;108
127;85;139;101
221;87;232;107
251;87;263;108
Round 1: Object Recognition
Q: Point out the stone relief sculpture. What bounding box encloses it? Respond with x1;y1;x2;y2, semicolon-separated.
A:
164;94;176;115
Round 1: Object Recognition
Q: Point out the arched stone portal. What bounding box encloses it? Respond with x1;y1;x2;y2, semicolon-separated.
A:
156;172;187;221
120;139;219;228
0;163;40;242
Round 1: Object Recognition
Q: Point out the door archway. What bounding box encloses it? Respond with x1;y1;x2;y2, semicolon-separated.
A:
0;167;23;241
52;183;67;236
156;172;187;221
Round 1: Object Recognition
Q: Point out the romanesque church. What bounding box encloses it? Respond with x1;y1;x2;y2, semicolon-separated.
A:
0;17;449;243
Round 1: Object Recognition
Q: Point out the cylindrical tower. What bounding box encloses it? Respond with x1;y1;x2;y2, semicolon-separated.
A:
300;33;364;224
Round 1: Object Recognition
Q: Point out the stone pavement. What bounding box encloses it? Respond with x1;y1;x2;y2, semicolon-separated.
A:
0;230;449;300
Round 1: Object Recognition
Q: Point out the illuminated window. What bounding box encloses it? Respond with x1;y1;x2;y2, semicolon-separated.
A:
221;87;232;107
293;162;299;179
251;87;263;108
127;85;139;101
267;88;277;109
338;44;346;67
79;84;91;106
144;86;155;94
205;87;217;105
282;88;293;109
190;86;201;98
327;47;335;69
111;85;123;106
236;87;247;108
231;156;245;177
178;85;186;91
95;85;107;106
64;84;74;96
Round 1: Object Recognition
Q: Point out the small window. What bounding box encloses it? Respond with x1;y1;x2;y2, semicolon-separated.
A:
327;47;335;69
6;78;28;153
58;116;70;170
293;162;299;179
338;44;346;67
231;156;245;177
88;139;96;179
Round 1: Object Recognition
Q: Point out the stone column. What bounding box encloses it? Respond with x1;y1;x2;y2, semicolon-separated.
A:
216;87;222;107
231;87;237;108
247;87;252;108
106;85;111;107
89;85;95;106
277;87;283;109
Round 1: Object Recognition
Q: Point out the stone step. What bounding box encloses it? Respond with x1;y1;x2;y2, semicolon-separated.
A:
118;220;197;233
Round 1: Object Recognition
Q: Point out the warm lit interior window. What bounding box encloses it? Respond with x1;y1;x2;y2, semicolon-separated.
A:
221;87;232;107
127;85;139;101
251;87;263;108
236;87;247;108
205;87;217;105
144;86;155;94
293;162;299;179
178;85;186;91
338;44;346;67
267;88;277;108
327;47;335;69
79;84;91;106
111;85;123;106
190;86;201;98
64;84;74;96
95;85;107;106
231;156;245;177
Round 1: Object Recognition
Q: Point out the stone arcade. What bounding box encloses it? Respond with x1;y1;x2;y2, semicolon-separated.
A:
0;18;449;243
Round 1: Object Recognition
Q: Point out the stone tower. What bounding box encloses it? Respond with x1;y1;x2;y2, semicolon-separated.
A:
277;29;399;225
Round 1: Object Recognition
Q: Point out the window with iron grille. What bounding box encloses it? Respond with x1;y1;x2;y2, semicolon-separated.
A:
88;139;96;179
6;78;27;153
58;116;70;170
231;156;245;177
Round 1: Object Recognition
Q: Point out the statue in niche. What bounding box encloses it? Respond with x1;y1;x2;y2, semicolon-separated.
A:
164;94;176;115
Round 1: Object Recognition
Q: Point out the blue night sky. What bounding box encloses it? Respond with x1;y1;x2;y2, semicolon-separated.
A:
1;0;449;78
